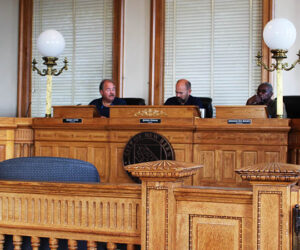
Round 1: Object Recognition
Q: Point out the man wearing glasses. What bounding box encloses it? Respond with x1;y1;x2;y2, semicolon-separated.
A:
246;82;287;118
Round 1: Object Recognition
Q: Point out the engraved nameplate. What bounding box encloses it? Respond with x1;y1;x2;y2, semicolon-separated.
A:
227;119;252;125
140;119;161;124
63;118;82;123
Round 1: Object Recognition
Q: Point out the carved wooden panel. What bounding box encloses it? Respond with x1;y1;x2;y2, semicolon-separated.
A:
193;145;286;186
14;128;34;157
0;130;14;160
242;151;258;168
146;187;168;250
110;143;133;183
0;193;140;235
175;190;253;250
34;129;109;142
35;142;110;182
0;145;6;162
194;131;288;146
257;191;282;250
219;150;236;182
14;143;34;158
110;130;193;144
172;144;193;185
189;215;242;250
172;144;192;162
192;149;216;185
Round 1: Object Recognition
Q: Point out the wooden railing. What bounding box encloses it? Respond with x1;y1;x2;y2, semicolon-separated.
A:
0;160;299;249
0;182;141;249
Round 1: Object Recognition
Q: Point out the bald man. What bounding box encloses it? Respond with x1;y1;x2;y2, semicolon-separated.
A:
164;79;203;108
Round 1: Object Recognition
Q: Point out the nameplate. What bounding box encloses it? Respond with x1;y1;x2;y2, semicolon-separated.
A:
63;118;82;123
140;119;161;124
227;119;252;125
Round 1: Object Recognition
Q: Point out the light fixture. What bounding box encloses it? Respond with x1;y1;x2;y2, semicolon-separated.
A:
32;29;68;117
256;18;300;118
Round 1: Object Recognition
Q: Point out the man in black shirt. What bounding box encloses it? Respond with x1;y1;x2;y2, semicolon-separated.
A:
89;79;126;118
164;79;203;108
246;82;287;118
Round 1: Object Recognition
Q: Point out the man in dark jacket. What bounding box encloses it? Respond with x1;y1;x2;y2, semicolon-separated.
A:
246;82;286;118
164;79;203;109
89;79;126;117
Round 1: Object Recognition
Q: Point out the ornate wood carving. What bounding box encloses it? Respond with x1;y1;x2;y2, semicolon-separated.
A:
134;109;168;117
235;162;300;182
125;160;202;181
0;182;141;239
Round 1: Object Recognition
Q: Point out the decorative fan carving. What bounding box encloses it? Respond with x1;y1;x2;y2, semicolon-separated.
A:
235;162;300;182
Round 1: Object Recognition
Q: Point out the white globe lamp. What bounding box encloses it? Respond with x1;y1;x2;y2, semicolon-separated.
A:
256;18;300;119
263;18;296;50
32;29;68;118
37;29;65;57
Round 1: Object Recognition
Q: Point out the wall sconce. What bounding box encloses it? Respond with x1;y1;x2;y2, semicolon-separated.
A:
256;18;300;118
32;29;68;117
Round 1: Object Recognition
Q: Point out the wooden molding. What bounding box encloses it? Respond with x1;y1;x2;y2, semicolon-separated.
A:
125;160;202;181
17;0;33;117
148;0;165;105
113;0;125;97
235;162;300;182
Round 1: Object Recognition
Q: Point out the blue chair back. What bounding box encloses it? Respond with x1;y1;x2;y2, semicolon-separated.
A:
0;157;100;183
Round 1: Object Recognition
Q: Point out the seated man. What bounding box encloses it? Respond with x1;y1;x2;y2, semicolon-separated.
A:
89;79;126;117
164;79;203;108
246;82;287;118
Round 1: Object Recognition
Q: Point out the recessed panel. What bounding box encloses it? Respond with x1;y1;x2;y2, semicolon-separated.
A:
190;215;241;250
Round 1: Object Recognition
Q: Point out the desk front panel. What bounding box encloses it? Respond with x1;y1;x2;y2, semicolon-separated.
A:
34;127;194;184
33;118;290;187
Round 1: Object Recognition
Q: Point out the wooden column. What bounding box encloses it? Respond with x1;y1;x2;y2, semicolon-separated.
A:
113;0;125;97
149;0;165;105
236;162;300;250
17;0;33;117
125;160;202;250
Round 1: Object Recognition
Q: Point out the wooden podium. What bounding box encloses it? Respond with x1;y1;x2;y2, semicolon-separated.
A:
53;105;98;118
109;105;200;127
215;105;268;119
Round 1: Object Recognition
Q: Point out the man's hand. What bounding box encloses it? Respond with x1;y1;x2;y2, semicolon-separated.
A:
246;95;262;105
